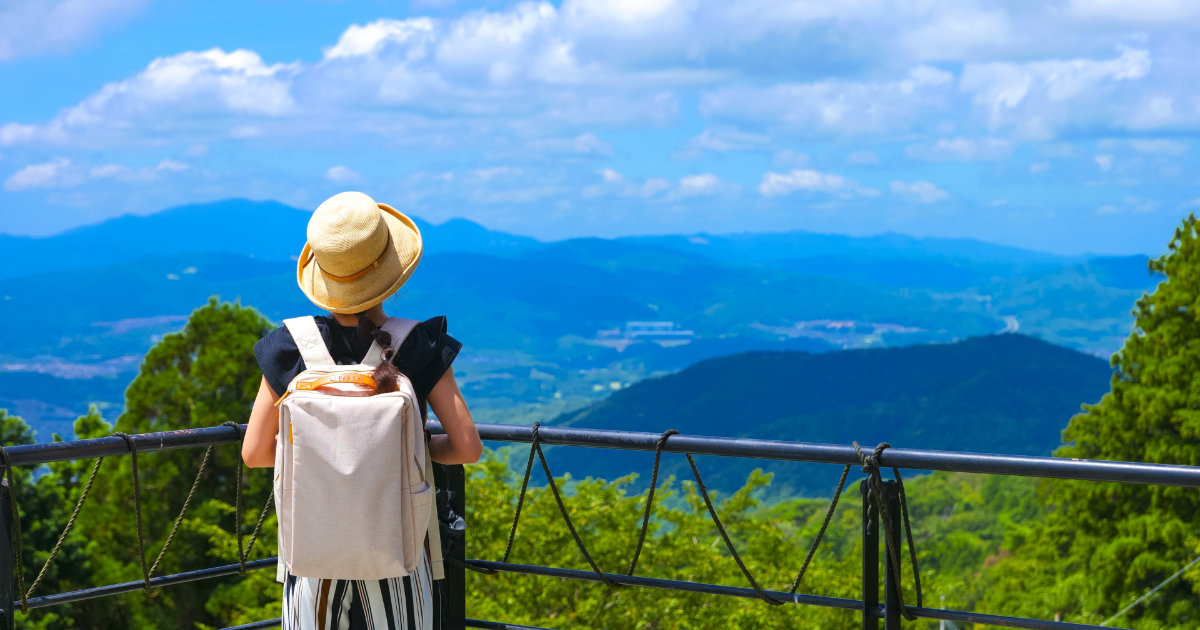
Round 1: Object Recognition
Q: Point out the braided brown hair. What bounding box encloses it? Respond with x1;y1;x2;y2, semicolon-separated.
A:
356;314;401;393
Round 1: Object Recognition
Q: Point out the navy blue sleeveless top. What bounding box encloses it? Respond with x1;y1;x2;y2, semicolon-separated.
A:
253;315;461;415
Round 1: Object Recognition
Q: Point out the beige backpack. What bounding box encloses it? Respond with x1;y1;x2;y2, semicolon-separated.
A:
273;316;441;580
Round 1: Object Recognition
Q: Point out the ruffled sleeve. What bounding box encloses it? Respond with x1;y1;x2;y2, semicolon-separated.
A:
394;316;462;402
254;315;461;409
254;326;304;397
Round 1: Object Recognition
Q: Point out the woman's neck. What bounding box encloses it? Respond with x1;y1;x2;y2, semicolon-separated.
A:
331;305;387;327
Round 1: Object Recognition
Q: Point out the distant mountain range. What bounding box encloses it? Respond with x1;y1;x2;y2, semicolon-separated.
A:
0;198;1156;436
543;333;1113;496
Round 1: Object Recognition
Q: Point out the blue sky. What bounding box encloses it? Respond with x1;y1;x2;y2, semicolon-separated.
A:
1;0;1198;255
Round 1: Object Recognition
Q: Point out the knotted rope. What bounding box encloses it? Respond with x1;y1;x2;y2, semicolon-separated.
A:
112;432;152;593
0;445;29;611
854;441;922;620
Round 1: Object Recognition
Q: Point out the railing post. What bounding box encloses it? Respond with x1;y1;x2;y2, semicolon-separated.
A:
434;463;467;630
1;476;15;630
882;480;902;630
860;479;878;630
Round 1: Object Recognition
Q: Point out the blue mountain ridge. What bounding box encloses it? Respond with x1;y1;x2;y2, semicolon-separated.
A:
541;333;1112;496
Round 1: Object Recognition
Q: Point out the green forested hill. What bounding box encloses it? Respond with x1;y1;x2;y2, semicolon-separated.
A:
548;333;1112;496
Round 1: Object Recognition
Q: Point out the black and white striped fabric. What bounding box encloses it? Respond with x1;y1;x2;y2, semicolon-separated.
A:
282;550;434;629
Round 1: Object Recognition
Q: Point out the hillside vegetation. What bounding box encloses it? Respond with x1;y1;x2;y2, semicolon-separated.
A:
549;333;1112;495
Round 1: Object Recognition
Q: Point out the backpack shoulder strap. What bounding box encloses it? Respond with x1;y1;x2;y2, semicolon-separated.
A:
283;316;335;368
363;317;421;366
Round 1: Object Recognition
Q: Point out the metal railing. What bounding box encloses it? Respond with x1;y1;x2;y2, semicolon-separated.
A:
3;422;1199;629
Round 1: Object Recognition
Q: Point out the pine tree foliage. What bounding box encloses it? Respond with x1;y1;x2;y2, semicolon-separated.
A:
981;215;1200;628
8;298;278;629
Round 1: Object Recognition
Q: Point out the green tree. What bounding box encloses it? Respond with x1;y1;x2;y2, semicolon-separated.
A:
14;298;278;629
981;215;1200;628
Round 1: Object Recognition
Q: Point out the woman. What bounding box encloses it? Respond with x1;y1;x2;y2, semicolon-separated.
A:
241;191;483;630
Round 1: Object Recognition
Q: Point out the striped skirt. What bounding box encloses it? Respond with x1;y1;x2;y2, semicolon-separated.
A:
281;551;435;630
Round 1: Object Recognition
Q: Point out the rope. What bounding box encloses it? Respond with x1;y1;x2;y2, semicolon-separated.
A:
893;465;923;605
487;423;616;585
0;446;28;612
854;441;922;620
146;445;213;579
2;425;270;609
1102;552;1200;626
498;423;540;565
530;425;618;586
684;453;781;605
788;463;851;594
24;456;105;601
112;432;151;593
471;428;918;612
627;429;679;576
221;421;272;575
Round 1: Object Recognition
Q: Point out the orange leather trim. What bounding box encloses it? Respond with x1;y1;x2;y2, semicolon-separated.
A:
295;373;377;391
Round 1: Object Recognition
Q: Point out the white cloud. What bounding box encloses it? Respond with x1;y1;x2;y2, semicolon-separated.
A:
1068;0;1200;23
90;164;128;178
772;149;810;168
679;127;771;157
472;166;522;181
641;178;671;196
0;0;147;61
533;133;613;156
2;48;297;147
675;173;723;197
322;18;437;60
891;180;949;203
156;159;190;172
5;158;74;191
1128;139;1188;155
325;166;362;183
906;137;1013;161
1097;195;1159;214
1094;154;1114;171
960;48;1153;137
701;65;955;134
846;150;880;165
758;169;877;198
0;123;39;146
1029;162;1050;173
584;169;735;200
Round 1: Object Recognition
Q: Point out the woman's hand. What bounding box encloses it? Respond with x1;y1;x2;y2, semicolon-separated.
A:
427;367;483;464
242;376;280;468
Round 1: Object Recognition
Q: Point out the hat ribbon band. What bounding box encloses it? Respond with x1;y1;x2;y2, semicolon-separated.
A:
303;234;393;284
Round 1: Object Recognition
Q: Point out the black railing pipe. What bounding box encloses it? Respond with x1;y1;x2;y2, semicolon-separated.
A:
861;480;878;630
430;422;1200;487
14;558;275;610
465;560;1115;630
466;620;554;630
466;559;868;612
220;619;281;630
1;425;245;467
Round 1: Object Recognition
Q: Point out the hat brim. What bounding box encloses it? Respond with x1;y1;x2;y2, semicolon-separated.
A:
296;203;423;314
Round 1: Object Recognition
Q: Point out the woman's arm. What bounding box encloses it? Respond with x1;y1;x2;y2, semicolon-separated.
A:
242;376;280;468
427;367;483;464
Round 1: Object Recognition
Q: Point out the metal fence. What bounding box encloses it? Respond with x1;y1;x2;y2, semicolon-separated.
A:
3;422;1198;629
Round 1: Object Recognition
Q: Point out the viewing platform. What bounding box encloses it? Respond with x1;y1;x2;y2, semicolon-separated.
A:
3;423;1198;630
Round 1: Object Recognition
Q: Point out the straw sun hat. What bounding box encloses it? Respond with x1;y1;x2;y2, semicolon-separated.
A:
297;191;423;314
